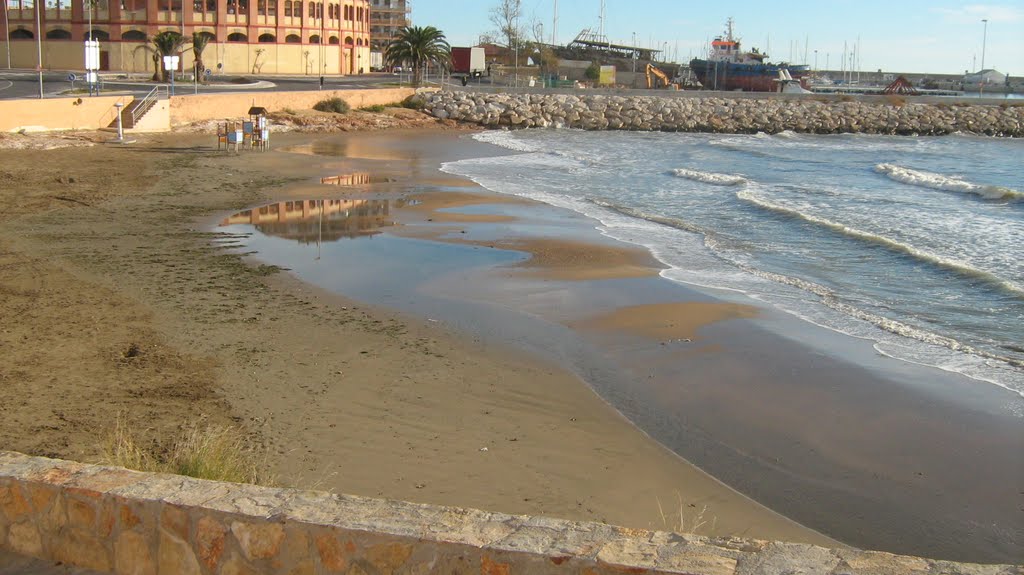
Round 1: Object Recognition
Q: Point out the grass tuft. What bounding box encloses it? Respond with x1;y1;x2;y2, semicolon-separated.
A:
103;414;158;473
165;424;267;484
359;104;388;113
656;492;718;535
102;414;272;485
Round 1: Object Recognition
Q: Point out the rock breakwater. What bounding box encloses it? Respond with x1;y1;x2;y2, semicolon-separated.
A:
424;91;1024;136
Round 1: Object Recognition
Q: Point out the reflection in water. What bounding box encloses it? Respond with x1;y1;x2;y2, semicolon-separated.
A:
219;199;409;244
320;173;394;186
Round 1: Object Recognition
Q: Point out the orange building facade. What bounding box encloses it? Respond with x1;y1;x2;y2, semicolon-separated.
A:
2;0;371;75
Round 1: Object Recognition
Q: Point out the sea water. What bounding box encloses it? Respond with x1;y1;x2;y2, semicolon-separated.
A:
441;130;1024;397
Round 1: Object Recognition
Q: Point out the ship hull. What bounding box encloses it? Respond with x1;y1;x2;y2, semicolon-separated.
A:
689;58;810;92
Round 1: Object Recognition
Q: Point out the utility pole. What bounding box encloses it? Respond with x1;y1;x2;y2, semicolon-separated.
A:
980;19;988;70
513;0;520;87
3;0;10;68
551;0;557;46
34;0;42;97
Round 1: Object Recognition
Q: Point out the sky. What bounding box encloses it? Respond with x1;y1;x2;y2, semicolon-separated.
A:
412;0;1024;76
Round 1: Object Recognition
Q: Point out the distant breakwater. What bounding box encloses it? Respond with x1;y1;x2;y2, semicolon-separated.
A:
424;91;1024;137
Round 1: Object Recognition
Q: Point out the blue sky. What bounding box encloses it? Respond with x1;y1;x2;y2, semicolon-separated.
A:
412;1;1024;75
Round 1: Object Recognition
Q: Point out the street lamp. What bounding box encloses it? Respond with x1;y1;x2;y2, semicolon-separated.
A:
34;0;42;97
3;0;11;68
980;19;988;71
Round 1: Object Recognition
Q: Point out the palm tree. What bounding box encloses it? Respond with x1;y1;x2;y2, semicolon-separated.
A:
384;26;450;87
132;43;161;82
151;31;190;82
192;32;210;83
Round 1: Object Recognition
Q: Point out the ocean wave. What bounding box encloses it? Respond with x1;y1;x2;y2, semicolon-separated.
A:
736;189;1024;297
670;168;748;186
875;163;1022;200
471;130;538;153
746;266;1024;374
588;198;708;235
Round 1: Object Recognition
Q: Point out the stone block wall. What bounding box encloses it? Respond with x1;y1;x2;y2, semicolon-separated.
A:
1;451;1020;574
423;91;1024;136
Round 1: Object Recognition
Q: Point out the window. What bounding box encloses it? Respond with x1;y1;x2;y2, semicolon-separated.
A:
258;32;275;42
283;0;290;15
307;1;313;17
46;29;72;39
10;29;34;39
227;32;247;41
257;0;264;14
309;34;319;43
285;33;300;42
121;29;147;41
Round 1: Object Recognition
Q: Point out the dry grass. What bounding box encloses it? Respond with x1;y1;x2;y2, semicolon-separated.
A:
656;492;718;535
103;414;273;485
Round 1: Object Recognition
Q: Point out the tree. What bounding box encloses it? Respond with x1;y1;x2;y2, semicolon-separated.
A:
132;42;161;82
192;32;210;83
384;26;451;87
489;0;523;54
151;31;190;82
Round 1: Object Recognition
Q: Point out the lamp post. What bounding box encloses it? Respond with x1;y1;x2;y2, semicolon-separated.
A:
513;0;520;88
35;0;42;97
3;0;11;68
980;18;988;71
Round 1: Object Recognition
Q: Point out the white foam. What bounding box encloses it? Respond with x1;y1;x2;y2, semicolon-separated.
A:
736;189;1024;296
670;168;748;186
471;130;538;153
875;163;1023;200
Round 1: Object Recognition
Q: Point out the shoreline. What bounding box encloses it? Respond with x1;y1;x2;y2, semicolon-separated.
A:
0;129;839;549
219;130;1023;563
2;127;1021;564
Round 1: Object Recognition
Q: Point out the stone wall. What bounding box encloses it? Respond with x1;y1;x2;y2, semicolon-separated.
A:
1;452;1020;574
423;91;1024;136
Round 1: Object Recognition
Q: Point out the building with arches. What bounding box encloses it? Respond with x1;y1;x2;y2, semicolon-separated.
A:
1;0;371;75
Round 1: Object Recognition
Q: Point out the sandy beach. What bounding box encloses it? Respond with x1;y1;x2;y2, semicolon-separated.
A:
0;128;837;548
3;125;1022;565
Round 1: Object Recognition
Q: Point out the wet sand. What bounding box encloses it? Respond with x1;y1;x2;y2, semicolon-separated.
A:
0;130;836;549
223;131;1024;564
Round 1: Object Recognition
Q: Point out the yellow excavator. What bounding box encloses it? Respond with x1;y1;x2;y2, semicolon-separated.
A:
645;63;678;89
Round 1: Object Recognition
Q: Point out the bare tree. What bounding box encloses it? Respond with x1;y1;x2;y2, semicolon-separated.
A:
488;0;523;52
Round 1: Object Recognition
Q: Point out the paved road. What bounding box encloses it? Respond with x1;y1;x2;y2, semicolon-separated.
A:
0;69;412;100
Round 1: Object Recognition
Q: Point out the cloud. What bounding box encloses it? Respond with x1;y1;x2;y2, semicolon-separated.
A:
933;4;1024;23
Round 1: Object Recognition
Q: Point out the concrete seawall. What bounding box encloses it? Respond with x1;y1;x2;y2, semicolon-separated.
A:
424;91;1024;136
2;451;1021;574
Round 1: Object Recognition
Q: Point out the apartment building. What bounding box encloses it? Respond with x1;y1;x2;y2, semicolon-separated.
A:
1;0;371;74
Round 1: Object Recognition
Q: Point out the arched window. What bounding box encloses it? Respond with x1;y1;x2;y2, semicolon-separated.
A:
258;33;275;42
307;1;314;17
328;36;339;45
227;32;248;42
309;34;320;44
84;29;110;41
46;29;72;40
197;31;216;42
121;29;147;41
343;36;353;46
285;33;301;43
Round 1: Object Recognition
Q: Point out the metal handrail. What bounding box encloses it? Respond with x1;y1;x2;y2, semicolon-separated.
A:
130;85;168;126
